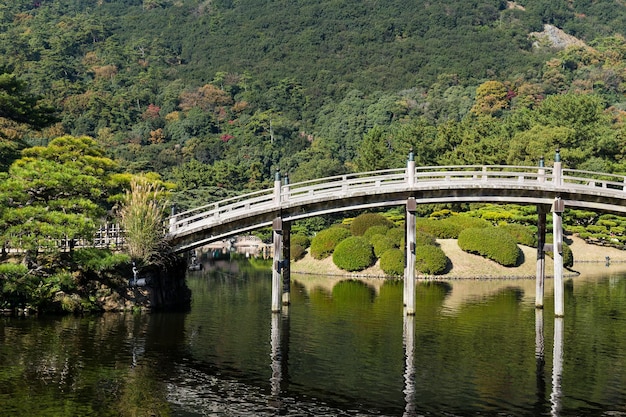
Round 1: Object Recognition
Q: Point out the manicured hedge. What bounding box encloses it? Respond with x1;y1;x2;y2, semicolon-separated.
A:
290;244;306;261
499;224;537;247
415;245;449;275
416;215;489;239
458;227;520;266
386;227;405;247
415;231;437;246
310;227;351;259
371;235;396;258
380;248;405;276
291;233;311;249
364;225;390;241
332;236;375;271
416;217;461;239
350;213;394;236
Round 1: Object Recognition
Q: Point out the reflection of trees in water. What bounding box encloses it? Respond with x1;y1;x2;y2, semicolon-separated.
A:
0;313;185;416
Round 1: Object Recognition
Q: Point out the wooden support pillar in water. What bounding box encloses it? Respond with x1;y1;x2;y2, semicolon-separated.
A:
405;197;417;315
282;221;291;306
536;205;547;309
272;217;283;313
552;197;565;317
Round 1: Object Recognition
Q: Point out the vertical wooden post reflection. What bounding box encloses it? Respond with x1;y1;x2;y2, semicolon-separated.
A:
270;312;282;397
269;311;290;411
405;198;417;315
403;314;416;416
535;308;546;414
536;205;547;308
550;317;564;417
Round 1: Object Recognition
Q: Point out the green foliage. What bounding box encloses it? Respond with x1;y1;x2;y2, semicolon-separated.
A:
458;227;521;267
72;248;131;273
252;227;273;244
415;245;449;275
416;231;438;246
291;233;310;249
416;215;489;239
371;235;396;258
0;263;78;312
332;236;375;272
499;224;537;247
350;213;394;236
290;244;306;261
386;227;405;247
364;225;391;242
380;248;405;276
118;177;169;264
310;227;351;260
290;233;311;261
0;136;117;257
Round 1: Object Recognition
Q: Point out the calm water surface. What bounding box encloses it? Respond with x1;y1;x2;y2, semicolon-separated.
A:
1;262;626;416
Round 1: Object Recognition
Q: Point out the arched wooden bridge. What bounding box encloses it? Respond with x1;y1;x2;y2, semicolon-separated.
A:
166;155;626;317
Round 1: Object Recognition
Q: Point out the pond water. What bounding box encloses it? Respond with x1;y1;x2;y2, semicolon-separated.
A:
1;261;626;416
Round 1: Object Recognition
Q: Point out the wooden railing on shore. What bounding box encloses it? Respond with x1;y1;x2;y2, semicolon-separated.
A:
3;224;125;254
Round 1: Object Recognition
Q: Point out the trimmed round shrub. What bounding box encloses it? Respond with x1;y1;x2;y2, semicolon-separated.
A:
458;227;521;266
415;231;437;246
416;218;461;238
563;243;573;268
372;235;395;258
290;244;306;261
380;248;405;276
499;224;536;247
417;215;490;239
350;213;394;236
332;236;375;271
291;233;311;249
310;227;351;259
415;245;449;275
386;227;405;247
364;225;390;241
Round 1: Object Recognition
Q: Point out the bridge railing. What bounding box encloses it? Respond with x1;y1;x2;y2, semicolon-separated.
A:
562;169;626;192
170;187;276;231
284;168;407;202
411;165;554;184
168;165;565;234
169;163;626;237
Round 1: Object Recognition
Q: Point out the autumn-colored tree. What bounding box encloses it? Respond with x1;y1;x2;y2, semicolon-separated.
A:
470;81;509;116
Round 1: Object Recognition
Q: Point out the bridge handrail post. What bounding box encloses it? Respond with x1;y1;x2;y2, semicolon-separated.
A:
282;174;290;202
538;156;545;183
482;166;488;181
407;149;415;186
553;149;562;187
274;170;281;205
169;205;177;234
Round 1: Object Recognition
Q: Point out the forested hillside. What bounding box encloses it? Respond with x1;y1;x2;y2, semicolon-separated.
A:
2;0;626;210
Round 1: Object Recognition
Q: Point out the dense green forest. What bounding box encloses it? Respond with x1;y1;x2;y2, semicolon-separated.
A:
3;0;626;210
4;0;626;310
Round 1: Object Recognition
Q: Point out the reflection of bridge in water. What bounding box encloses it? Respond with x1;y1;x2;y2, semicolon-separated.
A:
268;280;570;415
170;151;626;317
